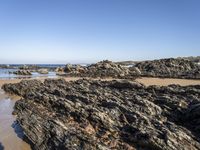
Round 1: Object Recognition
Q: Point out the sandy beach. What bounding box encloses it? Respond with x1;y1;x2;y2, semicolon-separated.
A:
136;77;200;86
0;88;31;150
1;77;200;87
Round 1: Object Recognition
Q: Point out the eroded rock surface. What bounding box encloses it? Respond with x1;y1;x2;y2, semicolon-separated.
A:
60;60;139;79
2;79;200;150
135;58;200;79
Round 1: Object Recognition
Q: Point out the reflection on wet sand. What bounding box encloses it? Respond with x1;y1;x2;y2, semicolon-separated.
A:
0;89;31;150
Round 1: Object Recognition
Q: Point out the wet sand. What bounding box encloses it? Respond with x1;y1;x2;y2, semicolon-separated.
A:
0;77;200;150
0;77;82;150
0;89;31;150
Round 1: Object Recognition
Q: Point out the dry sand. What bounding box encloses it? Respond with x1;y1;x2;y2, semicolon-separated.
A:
136;77;200;86
0;76;200;150
1;76;200;87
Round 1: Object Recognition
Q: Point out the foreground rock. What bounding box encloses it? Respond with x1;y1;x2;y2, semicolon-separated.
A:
135;58;200;79
3;79;200;150
12;70;32;75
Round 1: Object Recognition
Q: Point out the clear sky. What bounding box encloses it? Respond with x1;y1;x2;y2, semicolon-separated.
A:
0;0;199;64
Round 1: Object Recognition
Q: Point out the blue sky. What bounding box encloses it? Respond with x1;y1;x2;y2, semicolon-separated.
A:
0;0;199;64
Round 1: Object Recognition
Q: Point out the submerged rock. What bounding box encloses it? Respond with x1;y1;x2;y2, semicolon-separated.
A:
2;79;200;150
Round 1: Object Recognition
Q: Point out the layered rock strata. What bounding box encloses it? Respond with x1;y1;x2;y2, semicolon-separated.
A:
135;58;200;79
2;79;200;150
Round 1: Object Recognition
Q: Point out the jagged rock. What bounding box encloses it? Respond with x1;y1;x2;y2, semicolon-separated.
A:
59;58;200;79
62;60;138;79
135;58;200;79
55;67;64;72
64;64;73;73
13;70;32;75
2;79;200;150
85;60;130;78
129;67;141;75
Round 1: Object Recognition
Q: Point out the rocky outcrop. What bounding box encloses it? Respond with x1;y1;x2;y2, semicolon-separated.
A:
55;67;64;73
13;70;32;75
81;60;130;78
58;58;200;79
64;64;86;74
135;58;200;79
61;60;139;79
177;56;200;63
2;79;200;150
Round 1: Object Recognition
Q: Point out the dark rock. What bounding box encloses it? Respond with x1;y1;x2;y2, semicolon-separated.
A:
2;79;200;150
135;58;200;79
61;60;139;79
13;70;32;75
55;67;64;72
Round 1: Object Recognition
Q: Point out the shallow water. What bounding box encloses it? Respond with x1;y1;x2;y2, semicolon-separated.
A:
0;89;31;150
0;68;57;80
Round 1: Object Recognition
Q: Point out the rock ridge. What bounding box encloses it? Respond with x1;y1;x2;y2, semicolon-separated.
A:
2;79;200;150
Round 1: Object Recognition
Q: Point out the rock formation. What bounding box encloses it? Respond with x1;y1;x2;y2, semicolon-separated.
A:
55;67;64;73
2;79;200;150
60;60;139;79
64;64;86;74
58;58;200;79
135;58;200;79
